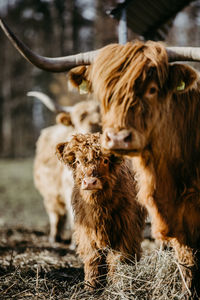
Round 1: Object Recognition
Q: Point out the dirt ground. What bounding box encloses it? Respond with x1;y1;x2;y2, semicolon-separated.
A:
0;226;85;300
0;159;183;300
0;159;84;299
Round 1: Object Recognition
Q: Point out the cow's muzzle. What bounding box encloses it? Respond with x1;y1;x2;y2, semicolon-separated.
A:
81;177;103;190
102;128;133;150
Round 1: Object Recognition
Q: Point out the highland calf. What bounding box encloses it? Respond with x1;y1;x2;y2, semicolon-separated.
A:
56;133;146;289
33;96;101;243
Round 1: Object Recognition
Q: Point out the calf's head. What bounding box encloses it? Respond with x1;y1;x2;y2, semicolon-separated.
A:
56;133;122;194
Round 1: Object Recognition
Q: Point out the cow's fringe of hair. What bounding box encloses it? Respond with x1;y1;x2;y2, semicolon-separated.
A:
90;41;168;125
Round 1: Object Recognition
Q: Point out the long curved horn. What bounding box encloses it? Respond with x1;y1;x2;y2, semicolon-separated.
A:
166;47;200;62
0;19;99;72
27;91;74;113
3;18;200;67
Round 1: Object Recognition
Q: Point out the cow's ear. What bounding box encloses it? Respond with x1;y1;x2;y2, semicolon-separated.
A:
68;66;91;94
56;142;75;166
168;63;198;94
56;112;74;127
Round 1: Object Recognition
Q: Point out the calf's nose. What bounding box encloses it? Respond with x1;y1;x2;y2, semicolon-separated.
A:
102;128;132;150
81;177;103;190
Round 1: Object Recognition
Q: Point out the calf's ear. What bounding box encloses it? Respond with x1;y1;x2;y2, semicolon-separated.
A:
168;63;198;94
68;66;91;94
56;142;75;166
56;112;74;127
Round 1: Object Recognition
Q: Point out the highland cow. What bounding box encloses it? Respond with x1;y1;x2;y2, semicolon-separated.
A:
56;133;146;289
66;42;200;299
66;50;199;298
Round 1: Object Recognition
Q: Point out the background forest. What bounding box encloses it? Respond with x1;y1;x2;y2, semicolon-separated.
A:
0;0;119;158
0;0;200;158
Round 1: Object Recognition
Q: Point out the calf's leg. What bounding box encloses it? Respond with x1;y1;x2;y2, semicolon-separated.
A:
84;250;108;290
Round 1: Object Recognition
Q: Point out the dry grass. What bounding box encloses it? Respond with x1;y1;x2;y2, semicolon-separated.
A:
0;227;187;300
69;247;186;300
0;227;84;300
105;248;184;300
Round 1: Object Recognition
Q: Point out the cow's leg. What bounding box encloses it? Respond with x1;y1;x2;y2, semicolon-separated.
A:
171;238;200;300
48;211;66;243
62;167;75;248
48;211;59;243
64;185;75;248
84;250;107;290
44;195;67;244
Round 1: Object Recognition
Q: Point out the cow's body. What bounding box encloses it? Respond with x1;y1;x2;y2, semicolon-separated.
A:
34;100;101;243
56;133;146;289
69;41;200;298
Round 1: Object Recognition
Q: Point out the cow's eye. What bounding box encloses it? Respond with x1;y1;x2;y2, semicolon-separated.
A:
76;159;80;164
149;87;157;94
146;83;158;97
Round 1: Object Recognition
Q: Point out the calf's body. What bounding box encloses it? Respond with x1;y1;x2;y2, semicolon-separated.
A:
57;133;146;288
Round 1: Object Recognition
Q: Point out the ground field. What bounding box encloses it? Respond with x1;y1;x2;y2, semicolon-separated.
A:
0;159;186;299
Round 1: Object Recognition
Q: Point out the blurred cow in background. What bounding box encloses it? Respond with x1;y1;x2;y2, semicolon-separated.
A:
29;92;101;244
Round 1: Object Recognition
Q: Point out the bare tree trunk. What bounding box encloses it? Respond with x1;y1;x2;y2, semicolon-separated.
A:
0;95;3;153
1;41;13;157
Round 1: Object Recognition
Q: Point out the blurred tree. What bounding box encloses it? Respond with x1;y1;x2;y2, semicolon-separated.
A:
0;0;95;158
0;0;200;157
95;0;118;48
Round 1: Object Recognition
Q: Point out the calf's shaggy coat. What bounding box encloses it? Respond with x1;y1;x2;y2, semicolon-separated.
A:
56;133;146;289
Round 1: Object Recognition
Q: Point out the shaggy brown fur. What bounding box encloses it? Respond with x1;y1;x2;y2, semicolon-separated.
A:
34;100;101;244
56;133;146;289
69;41;200;299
